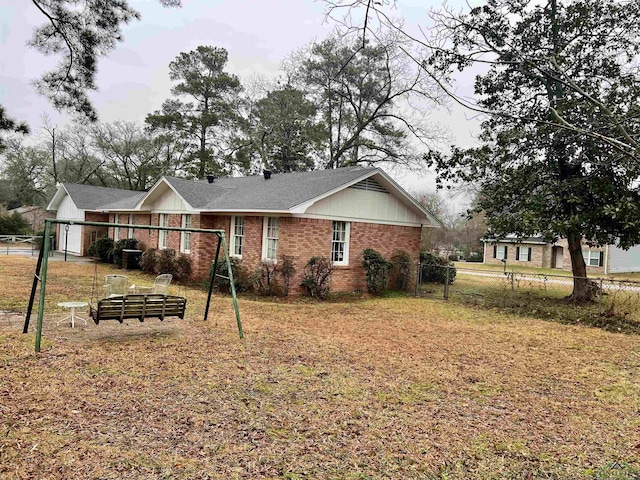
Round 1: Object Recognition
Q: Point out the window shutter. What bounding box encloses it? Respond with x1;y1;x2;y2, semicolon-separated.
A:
599;251;604;267
504;246;508;259
493;245;497;258
527;248;532;261
516;247;520;260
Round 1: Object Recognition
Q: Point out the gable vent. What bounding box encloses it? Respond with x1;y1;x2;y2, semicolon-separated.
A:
350;177;388;194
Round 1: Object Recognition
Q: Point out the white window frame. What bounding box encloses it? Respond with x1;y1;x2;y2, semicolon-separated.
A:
583;250;601;267
180;214;192;253
113;214;120;240
159;214;169;249
517;246;531;262
262;217;279;262
331;221;350;266
496;245;507;260
230;216;244;258
128;214;135;239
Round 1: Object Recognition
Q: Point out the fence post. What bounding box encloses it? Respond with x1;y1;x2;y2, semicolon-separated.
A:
598;278;603;315
444;265;450;300
414;262;420;297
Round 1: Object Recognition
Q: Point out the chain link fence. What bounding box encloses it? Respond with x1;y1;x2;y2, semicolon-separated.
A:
415;263;640;332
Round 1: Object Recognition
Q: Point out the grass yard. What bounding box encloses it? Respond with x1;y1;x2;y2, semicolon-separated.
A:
1;256;640;479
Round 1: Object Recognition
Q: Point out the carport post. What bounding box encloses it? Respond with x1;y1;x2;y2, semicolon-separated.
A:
35;219;52;352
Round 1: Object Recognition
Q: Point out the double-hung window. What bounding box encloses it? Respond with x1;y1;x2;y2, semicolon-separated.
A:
262;217;279;261
495;244;507;260
128;214;135;238
230;216;244;258
180;214;191;253
516;246;531;261
113;214;120;240
331;221;350;265
159;214;169;249
583;250;603;267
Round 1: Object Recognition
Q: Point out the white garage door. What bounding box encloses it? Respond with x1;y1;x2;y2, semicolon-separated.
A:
608;245;640;273
58;224;82;255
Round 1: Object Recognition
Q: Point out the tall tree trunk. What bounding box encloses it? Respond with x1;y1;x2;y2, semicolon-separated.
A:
566;229;591;302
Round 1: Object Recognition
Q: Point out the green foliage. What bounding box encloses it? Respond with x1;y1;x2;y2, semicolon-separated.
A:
141;248;191;281
424;0;640;300
419;251;456;285
362;249;393;295
253;261;282;297
390;249;413;291
0;211;30;235
466;251;484;263
234;85;324;173
279;255;296;296
448;254;459;262
209;257;253;294
140;248;158;273
302;256;333;300
145;46;243;178
88;235;114;263
111;238;139;266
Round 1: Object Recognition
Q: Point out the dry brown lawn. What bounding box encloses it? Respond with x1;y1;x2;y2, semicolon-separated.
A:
1;256;639;479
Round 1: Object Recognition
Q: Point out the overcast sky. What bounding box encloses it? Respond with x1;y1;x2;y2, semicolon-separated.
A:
0;0;481;208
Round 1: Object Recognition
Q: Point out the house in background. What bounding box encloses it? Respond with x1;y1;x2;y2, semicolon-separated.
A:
48;167;440;293
6;205;55;233
483;235;640;274
46;184;145;256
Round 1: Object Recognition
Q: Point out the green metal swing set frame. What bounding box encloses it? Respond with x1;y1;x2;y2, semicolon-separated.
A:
23;218;243;352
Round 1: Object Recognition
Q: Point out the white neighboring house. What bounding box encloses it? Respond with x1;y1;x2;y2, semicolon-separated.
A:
46;184;144;255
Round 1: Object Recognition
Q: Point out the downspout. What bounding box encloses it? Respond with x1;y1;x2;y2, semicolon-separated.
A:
604;244;609;275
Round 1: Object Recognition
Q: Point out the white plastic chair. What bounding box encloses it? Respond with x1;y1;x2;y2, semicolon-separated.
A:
152;274;173;294
104;274;129;298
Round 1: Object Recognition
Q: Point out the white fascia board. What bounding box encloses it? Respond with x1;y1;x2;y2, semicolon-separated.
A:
289;170;380;214
289;168;442;227
292;213;423;228
132;177;196;212
371;170;442;227
200;209;291;215
46;184;70;212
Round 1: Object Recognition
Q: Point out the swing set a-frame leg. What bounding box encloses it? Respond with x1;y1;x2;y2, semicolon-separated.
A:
23;242;45;334
204;233;243;339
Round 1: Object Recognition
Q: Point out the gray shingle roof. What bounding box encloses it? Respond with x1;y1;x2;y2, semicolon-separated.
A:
164;166;378;211
63;184;145;210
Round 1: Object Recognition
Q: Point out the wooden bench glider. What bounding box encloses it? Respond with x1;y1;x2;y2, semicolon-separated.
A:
90;294;187;324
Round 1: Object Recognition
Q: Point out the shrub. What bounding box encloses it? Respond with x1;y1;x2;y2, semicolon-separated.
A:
0;211;30;234
173;253;192;282
140;248;192;282
112;238;139;266
279;255;296;296
88;235;114;263
448;254;459;262
253;261;281;296
362;248;393;295
209;257;253;293
467;251;484;262
156;249;177;276
419;251;456;285
390;249;413;291
140;248;158;273
302;256;333;299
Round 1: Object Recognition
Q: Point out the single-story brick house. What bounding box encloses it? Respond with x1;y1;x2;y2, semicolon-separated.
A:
48;167;440;293
483;235;640;274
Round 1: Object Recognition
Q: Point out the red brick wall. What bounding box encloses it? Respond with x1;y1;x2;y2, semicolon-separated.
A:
82;212;108;256
186;215;421;293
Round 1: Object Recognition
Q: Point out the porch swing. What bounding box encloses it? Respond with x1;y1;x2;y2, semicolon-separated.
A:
88;268;187;324
23;219;243;352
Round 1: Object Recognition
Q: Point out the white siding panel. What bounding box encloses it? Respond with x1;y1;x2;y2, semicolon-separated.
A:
56;194;84;254
305;188;423;225
155;190;186;211
608;245;640;273
57;195;84;220
59;224;82;254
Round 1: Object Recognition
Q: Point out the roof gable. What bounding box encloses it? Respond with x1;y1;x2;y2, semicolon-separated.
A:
47;183;144;211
